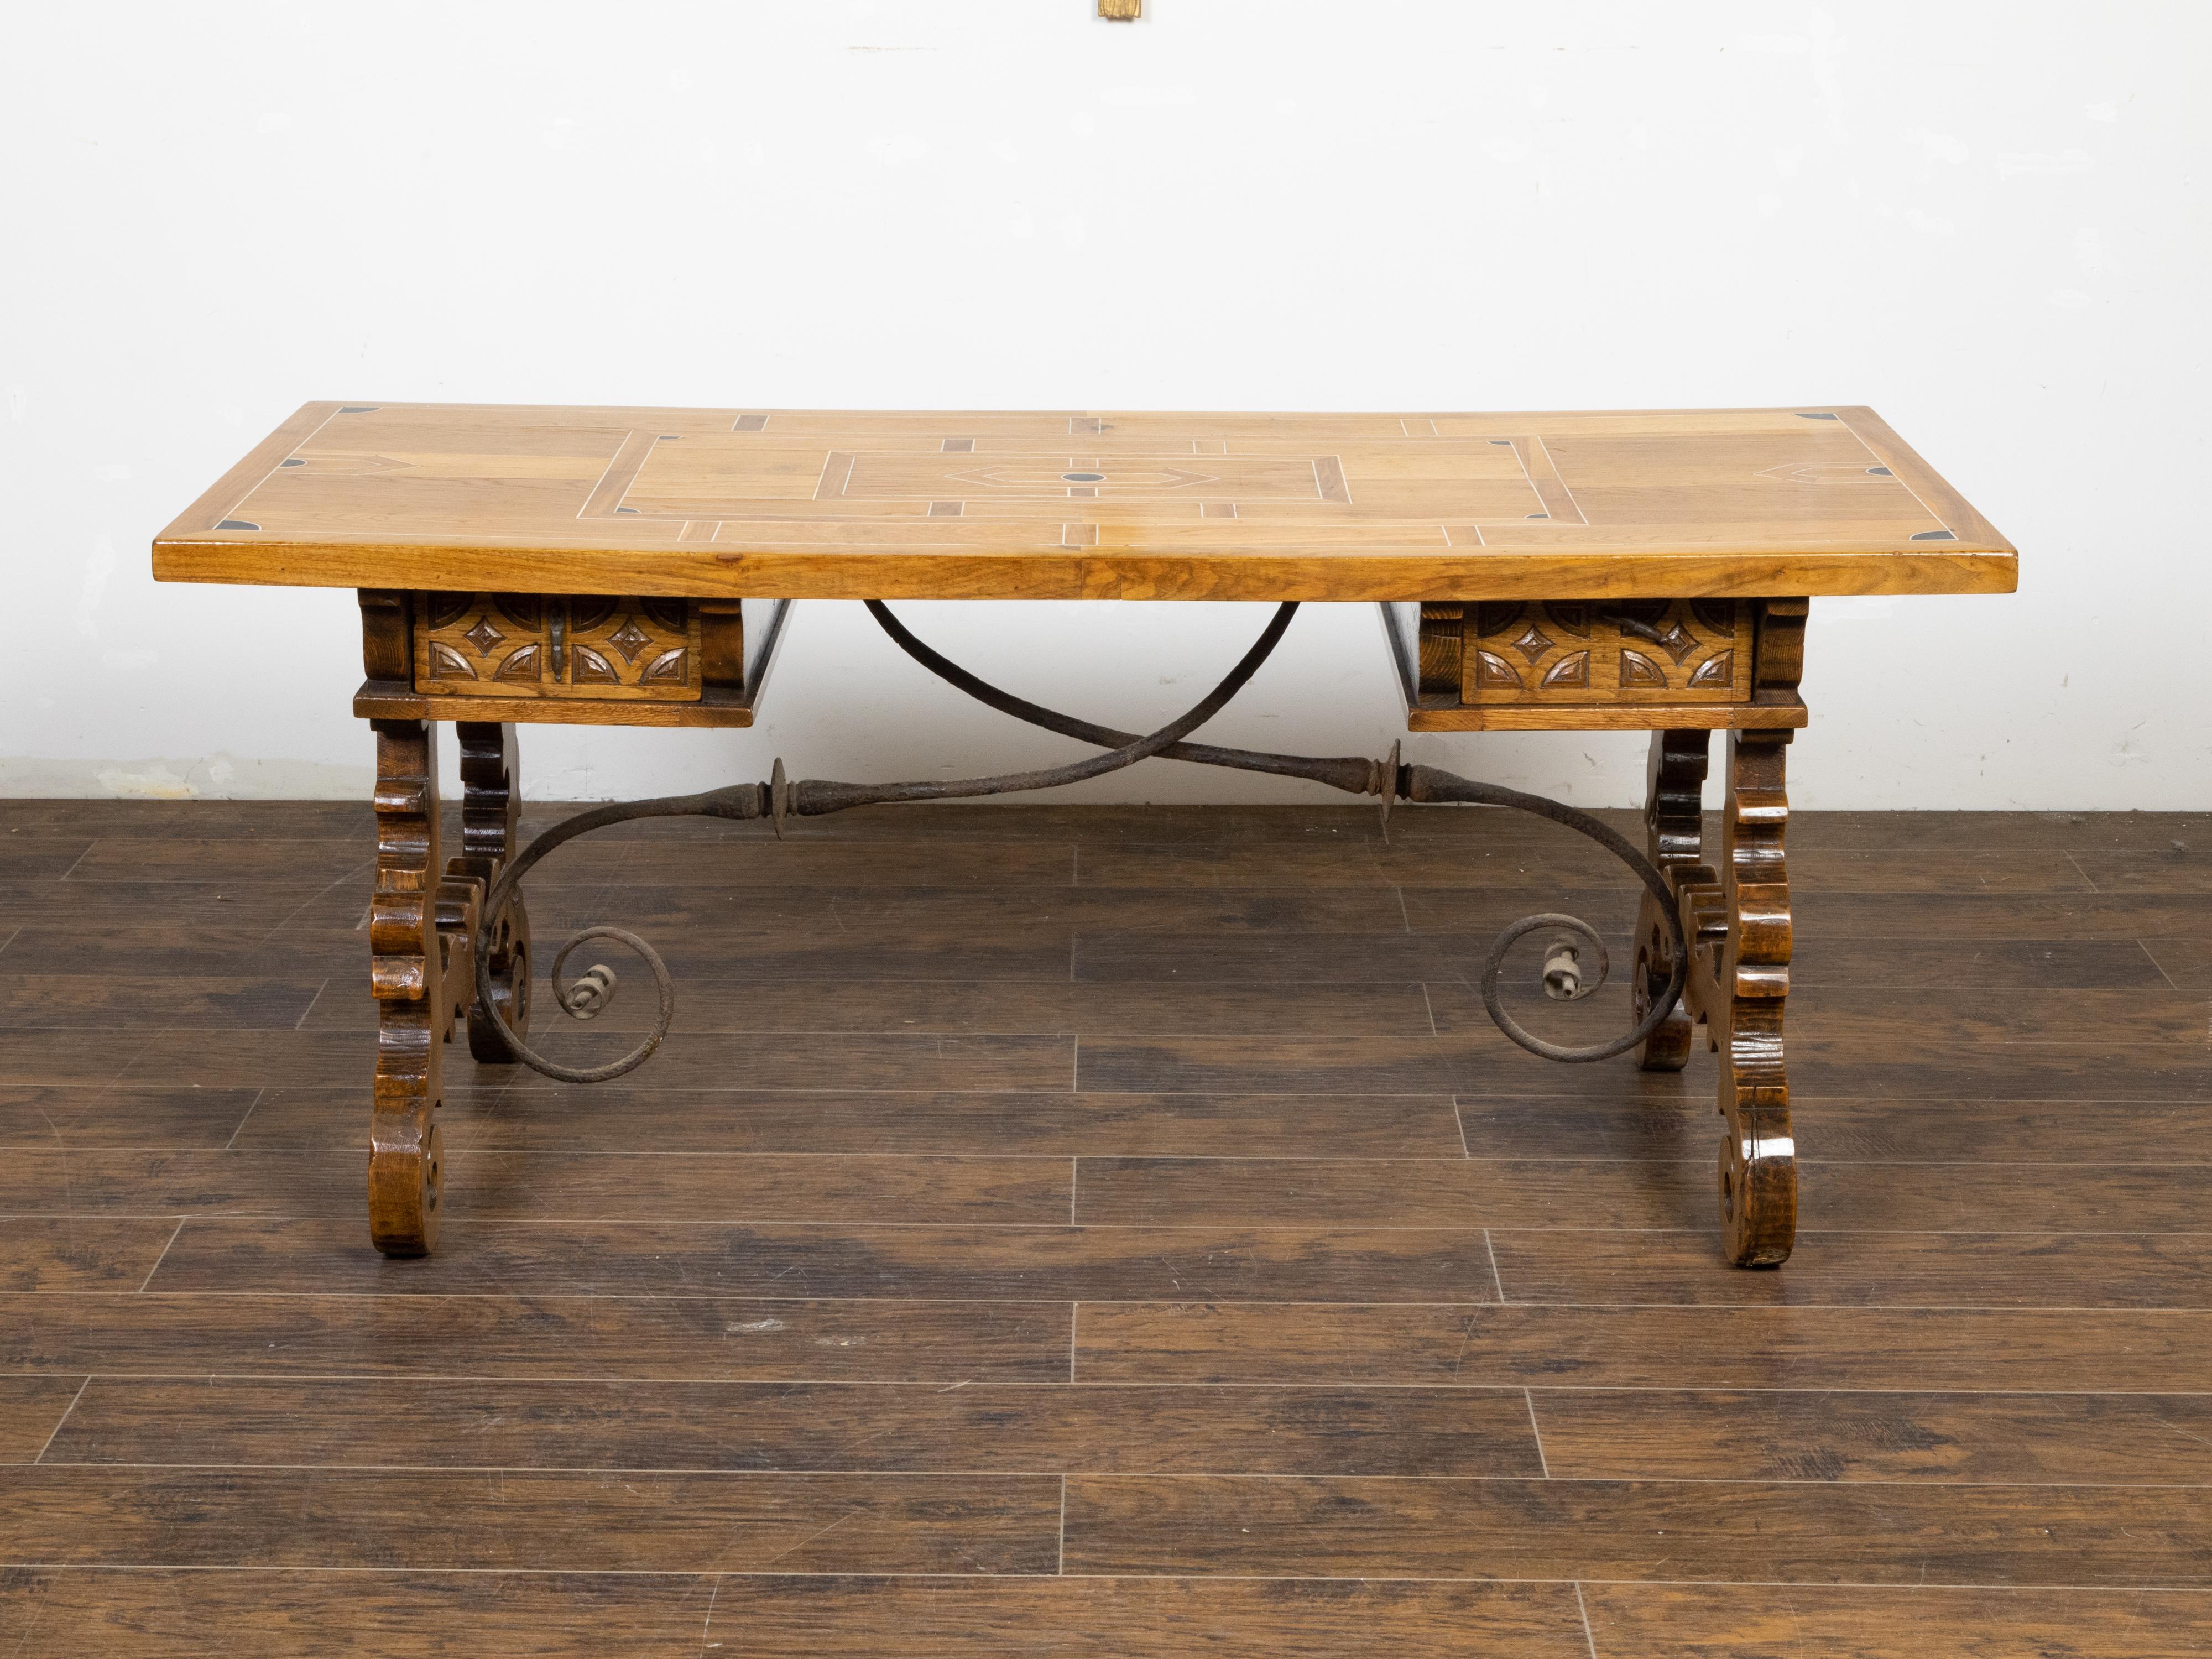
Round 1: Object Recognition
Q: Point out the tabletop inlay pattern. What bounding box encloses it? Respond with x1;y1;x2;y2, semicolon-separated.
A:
154;403;2015;600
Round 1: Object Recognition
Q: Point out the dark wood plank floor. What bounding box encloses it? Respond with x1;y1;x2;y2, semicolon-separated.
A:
3;797;2209;1656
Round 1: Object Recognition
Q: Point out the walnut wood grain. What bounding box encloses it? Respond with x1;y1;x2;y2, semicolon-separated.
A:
301;973;1441;1039
414;593;701;702
142;1217;1510;1303
1058;1473;2212;1584
1400;696;1807;732
0;1574;1598;1659
0;1467;1062;1573
696;596;745;692
265;1084;1467;1157
1710;724;1797;1264
709;1578;1592;1659
367;719;448;1255
1071;1302;2212;1391
351;686;761;727
0;1149;1079;1224
1582;1584;2212;1658
1488;1228;2212;1308
14;1145;2210;1234
0;1086;267;1150
453;721;528;1063
0;1378;90;1462
43;1375;1544;1477
0;1218;180;1291
0;1292;1073;1381
1634;728;1713;1071
152;404;2016;600
1058;1156;2212;1234
355;587;409;682
1453;1096;2212;1166
1462;599;1748;704
0;1571;721;1659
1528;1388;2212;1484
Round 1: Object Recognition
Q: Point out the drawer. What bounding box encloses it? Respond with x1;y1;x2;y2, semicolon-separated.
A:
1411;599;1750;706
1383;597;1806;732
414;593;703;702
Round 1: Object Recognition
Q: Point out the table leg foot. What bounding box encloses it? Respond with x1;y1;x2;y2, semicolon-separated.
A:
1715;727;1796;1267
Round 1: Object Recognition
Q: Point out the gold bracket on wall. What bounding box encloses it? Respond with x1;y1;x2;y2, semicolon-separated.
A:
1098;0;1141;18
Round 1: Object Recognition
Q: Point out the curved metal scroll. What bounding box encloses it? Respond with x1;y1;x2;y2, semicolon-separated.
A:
472;602;1688;1078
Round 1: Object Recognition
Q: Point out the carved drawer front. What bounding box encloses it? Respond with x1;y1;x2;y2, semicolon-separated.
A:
1417;599;1750;706
414;594;702;702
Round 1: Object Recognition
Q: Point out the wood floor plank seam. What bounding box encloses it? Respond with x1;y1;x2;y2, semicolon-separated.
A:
6;1564;2211;1592
2138;936;2186;991
1526;1391;1551;1478
21;1461;2212;1489
19;1289;2212;1309
12;1153;2212;1167
17;1375;2212;1394
1572;1581;1597;1659
287;979;328;1030
216;1088;267;1151
27;1379;90;1465
15;1370;2211;1398
131;1223;185;1293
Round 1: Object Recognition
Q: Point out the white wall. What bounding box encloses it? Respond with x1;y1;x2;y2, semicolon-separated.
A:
4;1;2204;808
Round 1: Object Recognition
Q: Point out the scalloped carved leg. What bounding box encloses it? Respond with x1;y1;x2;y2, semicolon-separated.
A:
1635;729;1714;1072
1715;727;1796;1267
369;719;447;1256
456;721;531;1063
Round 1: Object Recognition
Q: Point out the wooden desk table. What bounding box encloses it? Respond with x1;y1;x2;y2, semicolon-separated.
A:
154;403;2015;1267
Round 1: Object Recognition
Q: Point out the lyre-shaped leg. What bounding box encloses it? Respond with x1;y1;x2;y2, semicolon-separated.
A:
1635;729;1714;1072
369;719;447;1255
368;719;484;1256
1714;727;1796;1266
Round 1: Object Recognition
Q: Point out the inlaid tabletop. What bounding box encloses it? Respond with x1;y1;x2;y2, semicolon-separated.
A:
154;403;2013;601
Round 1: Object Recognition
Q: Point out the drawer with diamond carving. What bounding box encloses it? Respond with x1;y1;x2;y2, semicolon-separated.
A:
1384;597;1806;732
414;593;702;701
1439;599;1749;706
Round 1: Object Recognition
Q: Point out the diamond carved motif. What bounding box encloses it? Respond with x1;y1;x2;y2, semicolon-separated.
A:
607;619;654;664
1509;624;1555;664
463;617;505;655
1653;622;1699;665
